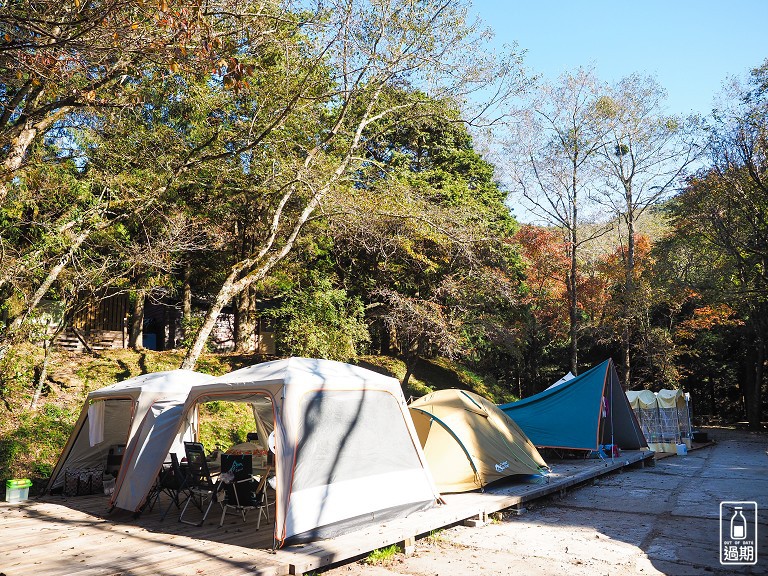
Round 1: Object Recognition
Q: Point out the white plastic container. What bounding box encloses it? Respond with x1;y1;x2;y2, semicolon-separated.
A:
103;476;116;496
676;443;688;456
5;479;32;503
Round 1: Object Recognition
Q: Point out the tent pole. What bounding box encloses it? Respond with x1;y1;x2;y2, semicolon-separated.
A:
610;370;615;462
685;392;693;439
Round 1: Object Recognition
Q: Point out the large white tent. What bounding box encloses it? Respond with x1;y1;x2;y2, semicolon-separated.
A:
156;358;441;546
46;370;214;509
48;359;441;546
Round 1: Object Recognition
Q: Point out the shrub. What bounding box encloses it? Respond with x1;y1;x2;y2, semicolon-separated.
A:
269;281;370;361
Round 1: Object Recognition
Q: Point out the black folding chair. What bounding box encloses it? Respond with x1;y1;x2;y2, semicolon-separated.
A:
218;454;269;528
143;453;185;518
179;442;218;526
149;453;187;520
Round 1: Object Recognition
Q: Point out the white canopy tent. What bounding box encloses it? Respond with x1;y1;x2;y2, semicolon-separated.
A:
546;371;575;390
49;359;441;546
46;370;215;509
158;358;441;546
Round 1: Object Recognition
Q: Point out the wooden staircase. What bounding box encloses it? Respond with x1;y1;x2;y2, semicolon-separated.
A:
55;328;125;352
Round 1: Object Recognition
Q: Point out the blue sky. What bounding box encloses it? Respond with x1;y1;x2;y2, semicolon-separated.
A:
469;1;768;117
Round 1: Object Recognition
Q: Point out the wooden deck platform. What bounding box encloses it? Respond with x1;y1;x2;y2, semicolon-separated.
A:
1;450;654;576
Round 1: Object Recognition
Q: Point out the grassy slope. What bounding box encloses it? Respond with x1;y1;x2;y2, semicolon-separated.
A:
359;356;518;404
0;348;514;493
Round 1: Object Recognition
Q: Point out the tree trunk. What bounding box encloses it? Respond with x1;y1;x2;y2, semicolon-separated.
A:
568;157;579;375
4;122;37;171
1;106;73;204
402;356;418;391
181;279;239;370
182;261;192;340
567;242;579;375
128;291;145;350
523;317;541;396
568;279;578;375
183;271;192;322
622;188;636;389
30;338;52;410
163;304;173;350
745;331;765;430
235;286;258;352
622;325;631;390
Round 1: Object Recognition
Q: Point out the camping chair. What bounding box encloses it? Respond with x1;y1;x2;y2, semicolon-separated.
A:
147;453;187;521
179;442;218;526
144;453;174;514
218;454;269;528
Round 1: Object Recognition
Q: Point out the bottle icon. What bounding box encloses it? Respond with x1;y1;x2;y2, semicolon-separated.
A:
731;507;747;540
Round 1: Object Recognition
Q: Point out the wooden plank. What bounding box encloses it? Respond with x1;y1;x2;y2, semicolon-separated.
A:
3;509;283;576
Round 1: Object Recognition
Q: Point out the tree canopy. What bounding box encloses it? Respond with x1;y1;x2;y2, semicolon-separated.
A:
0;3;765;429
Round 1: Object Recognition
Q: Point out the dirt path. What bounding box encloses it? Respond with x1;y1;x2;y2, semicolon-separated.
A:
322;428;768;575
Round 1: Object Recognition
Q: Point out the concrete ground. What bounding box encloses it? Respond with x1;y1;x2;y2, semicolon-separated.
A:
323;428;768;576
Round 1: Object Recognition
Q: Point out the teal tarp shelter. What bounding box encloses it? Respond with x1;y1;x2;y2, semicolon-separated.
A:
498;359;647;451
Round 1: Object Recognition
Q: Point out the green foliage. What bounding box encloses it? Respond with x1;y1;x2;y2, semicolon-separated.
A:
364;544;399;566
74;351;184;394
0;399;78;487
426;528;445;542
0;345;38;403
34;462;54;478
594;95;618;118
327;93;525;385
360;90;517;238
269;280;370;362
198;401;256;451
427;357;518;404
357;355;516;403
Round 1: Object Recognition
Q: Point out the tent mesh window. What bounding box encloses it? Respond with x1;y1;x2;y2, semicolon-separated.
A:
638;406;661;444
658;407;682;444
293;390;422;490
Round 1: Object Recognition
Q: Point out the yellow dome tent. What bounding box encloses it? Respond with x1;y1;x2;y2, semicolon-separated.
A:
410;389;548;493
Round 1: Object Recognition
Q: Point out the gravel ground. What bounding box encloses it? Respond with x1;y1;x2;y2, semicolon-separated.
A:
322;428;768;576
